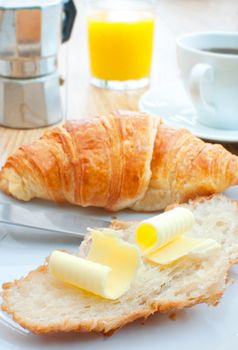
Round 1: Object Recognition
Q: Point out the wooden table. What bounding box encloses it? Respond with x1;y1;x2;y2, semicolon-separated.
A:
0;0;238;166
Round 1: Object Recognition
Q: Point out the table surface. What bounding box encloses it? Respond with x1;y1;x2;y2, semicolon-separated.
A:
0;0;238;166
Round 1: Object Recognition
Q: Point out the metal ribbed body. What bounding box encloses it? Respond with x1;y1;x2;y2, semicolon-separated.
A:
0;0;68;128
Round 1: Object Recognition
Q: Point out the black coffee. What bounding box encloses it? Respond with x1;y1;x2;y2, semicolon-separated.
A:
202;48;238;55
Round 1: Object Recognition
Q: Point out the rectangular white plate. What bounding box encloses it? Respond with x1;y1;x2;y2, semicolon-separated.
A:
1;187;238;350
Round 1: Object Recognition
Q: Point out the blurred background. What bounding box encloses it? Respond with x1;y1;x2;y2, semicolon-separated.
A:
63;0;238;118
0;0;237;160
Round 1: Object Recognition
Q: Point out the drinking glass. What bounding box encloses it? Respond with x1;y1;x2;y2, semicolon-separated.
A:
87;0;156;90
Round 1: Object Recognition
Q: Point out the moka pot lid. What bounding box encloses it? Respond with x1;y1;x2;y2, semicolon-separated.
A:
0;0;64;10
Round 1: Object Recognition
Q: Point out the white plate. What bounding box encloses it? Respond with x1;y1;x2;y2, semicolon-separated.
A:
139;82;238;143
1;189;238;350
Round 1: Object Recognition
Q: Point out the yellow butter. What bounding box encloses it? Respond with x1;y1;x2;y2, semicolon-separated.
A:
146;236;220;265
136;207;195;254
188;239;221;259
49;229;140;300
49;251;111;296
135;208;220;265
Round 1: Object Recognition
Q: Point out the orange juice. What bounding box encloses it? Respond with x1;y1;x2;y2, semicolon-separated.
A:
88;11;155;81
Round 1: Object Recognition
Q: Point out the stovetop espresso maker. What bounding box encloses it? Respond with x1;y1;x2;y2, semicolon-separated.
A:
0;0;76;128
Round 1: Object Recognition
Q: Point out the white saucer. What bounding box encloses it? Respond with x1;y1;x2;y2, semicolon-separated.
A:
139;82;238;143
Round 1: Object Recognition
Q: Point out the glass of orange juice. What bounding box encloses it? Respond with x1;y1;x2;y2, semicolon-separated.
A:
87;0;156;90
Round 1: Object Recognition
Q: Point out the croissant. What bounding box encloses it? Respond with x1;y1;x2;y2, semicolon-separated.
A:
0;111;238;211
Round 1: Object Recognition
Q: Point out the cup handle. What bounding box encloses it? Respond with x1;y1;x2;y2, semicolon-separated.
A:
188;63;216;117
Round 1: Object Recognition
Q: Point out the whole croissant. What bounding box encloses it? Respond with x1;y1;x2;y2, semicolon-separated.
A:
0;111;238;211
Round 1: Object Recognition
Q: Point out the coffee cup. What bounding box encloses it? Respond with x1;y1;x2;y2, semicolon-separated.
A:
177;32;238;130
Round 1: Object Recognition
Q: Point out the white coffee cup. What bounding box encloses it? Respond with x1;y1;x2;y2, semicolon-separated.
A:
177;32;238;130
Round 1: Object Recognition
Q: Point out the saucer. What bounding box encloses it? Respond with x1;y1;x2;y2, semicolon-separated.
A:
139;81;238;143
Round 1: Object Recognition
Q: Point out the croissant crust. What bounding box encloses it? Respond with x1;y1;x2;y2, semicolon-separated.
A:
0;111;238;211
